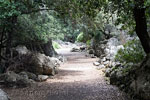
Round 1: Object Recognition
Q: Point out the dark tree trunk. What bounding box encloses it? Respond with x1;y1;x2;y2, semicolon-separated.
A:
41;39;58;57
6;16;17;58
27;39;58;57
133;1;150;54
0;27;5;61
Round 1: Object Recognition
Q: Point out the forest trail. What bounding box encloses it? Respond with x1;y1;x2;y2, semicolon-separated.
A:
3;48;130;100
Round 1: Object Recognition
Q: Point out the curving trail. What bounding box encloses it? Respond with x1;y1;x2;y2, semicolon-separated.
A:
3;48;131;100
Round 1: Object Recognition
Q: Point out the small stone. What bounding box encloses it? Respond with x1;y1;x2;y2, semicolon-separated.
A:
115;62;122;67
38;75;49;82
105;68;112;77
80;46;86;51
19;72;29;80
89;49;94;54
99;65;105;69
103;61;110;65
71;48;80;52
93;62;100;66
101;57;106;62
111;62;116;67
97;65;105;70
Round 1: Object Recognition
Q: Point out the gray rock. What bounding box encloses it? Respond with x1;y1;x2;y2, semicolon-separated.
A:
0;89;10;100
50;57;61;67
27;53;58;75
71;48;80;52
111;62;116;67
99;65;105;68
7;50;60;76
110;71;117;85
103;61;110;65
0;71;32;87
93;62;100;66
89;54;97;58
38;75;49;82
80;46;86;51
19;72;37;81
89;49;94;54
101;57;106;62
26;72;37;81
58;56;66;63
97;65;105;69
19;72;29;80
105;68;112;77
14;45;29;55
115;62;122;67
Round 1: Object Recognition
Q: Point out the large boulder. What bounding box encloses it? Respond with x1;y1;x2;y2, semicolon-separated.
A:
7;52;59;76
25;53;59;75
0;89;10;100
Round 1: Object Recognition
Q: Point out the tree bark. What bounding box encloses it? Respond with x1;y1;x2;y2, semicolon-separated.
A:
133;1;150;54
41;39;58;57
0;27;5;61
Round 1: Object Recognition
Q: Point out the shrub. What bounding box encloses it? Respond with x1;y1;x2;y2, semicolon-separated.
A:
115;39;145;63
86;40;91;47
93;31;105;42
77;32;84;42
52;41;61;49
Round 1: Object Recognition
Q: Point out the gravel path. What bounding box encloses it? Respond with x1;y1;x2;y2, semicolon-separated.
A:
2;48;131;100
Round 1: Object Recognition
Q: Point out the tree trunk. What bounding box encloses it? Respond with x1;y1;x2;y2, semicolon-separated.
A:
6;16;17;58
41;39;58;57
133;1;150;54
0;27;5;61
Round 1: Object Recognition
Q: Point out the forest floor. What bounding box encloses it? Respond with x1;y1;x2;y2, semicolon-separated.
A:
2;47;131;100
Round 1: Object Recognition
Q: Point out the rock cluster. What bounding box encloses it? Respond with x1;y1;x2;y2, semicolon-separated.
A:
93;35;150;100
0;46;61;87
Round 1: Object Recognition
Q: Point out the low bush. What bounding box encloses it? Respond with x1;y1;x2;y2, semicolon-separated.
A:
52;41;61;49
86;40;91;47
93;31;105;42
115;39;145;63
77;32;84;42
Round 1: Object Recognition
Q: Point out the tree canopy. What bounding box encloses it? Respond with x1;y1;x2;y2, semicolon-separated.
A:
0;0;150;61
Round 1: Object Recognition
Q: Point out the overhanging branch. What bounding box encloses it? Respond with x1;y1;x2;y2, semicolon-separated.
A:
22;8;53;14
0;55;7;60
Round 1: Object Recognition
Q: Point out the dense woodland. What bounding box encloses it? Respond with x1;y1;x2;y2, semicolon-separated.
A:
0;0;150;100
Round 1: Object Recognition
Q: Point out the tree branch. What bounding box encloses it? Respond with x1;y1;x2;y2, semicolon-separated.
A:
0;55;7;60
22;8;53;14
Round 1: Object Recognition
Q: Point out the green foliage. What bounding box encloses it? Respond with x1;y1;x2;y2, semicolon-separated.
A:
52;41;61;49
93;30;105;41
77;32;84;42
115;39;146;63
86;40;91;47
0;0;21;19
13;11;68;45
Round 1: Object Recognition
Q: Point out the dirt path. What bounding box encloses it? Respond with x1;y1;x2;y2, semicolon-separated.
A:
3;48;130;100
